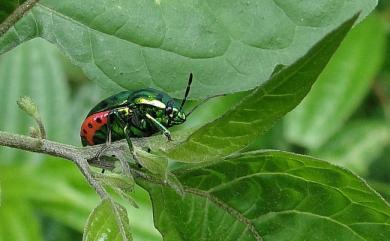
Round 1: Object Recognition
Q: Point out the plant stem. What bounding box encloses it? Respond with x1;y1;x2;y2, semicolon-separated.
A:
0;131;115;198
0;130;167;198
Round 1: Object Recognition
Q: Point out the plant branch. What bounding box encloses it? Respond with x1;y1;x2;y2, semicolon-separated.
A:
0;131;109;198
0;130;154;198
0;131;172;199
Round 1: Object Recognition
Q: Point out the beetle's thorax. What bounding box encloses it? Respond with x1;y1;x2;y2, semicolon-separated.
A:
133;104;170;126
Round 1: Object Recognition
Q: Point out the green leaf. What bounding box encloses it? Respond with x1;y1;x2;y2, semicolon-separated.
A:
140;150;390;241
165;14;358;163
138;151;169;179
83;198;132;241
0;201;43;241
311;120;390;175
285;13;387;149
137;151;185;195
0;38;71;162
97;173;139;208
0;0;376;98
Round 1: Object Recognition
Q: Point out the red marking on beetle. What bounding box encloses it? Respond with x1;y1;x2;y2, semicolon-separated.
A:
80;111;109;145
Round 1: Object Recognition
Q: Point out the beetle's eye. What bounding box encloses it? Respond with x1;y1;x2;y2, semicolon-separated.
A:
166;106;173;117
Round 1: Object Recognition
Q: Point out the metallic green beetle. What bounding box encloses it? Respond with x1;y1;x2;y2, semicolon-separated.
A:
80;74;193;159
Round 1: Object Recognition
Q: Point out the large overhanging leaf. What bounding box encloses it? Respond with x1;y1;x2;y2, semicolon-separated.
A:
162;14;358;163
139;150;390;241
0;0;377;98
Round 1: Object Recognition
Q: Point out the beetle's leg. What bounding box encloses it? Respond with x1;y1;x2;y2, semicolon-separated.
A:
101;110;141;172
107;111;141;166
145;113;172;141
123;124;140;165
106;111;113;145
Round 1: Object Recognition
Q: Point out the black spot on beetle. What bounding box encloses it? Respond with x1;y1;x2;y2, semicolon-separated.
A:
96;117;102;123
83;129;87;134
88;123;93;128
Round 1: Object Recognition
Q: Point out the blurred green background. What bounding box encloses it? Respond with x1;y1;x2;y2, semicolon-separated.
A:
0;3;390;241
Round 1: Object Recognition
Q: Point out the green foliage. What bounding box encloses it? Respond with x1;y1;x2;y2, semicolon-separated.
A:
312;120;390;175
141;151;390;241
0;39;161;241
1;1;389;241
166;15;357;163
0;200;43;241
286;14;387;148
0;0;376;98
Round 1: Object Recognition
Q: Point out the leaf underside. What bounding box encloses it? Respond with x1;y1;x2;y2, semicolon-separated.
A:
0;0;377;98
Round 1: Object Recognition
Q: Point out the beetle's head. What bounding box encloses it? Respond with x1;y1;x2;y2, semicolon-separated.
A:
165;100;186;125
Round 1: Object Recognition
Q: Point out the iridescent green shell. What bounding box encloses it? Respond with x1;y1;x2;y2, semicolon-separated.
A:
88;91;133;116
87;89;180;116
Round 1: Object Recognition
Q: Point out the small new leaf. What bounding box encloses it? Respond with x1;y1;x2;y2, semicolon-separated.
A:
17;96;46;139
17;96;38;119
96;173;139;208
83;198;132;241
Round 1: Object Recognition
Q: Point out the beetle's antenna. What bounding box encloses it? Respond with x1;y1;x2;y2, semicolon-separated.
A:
186;93;227;117
179;73;193;111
